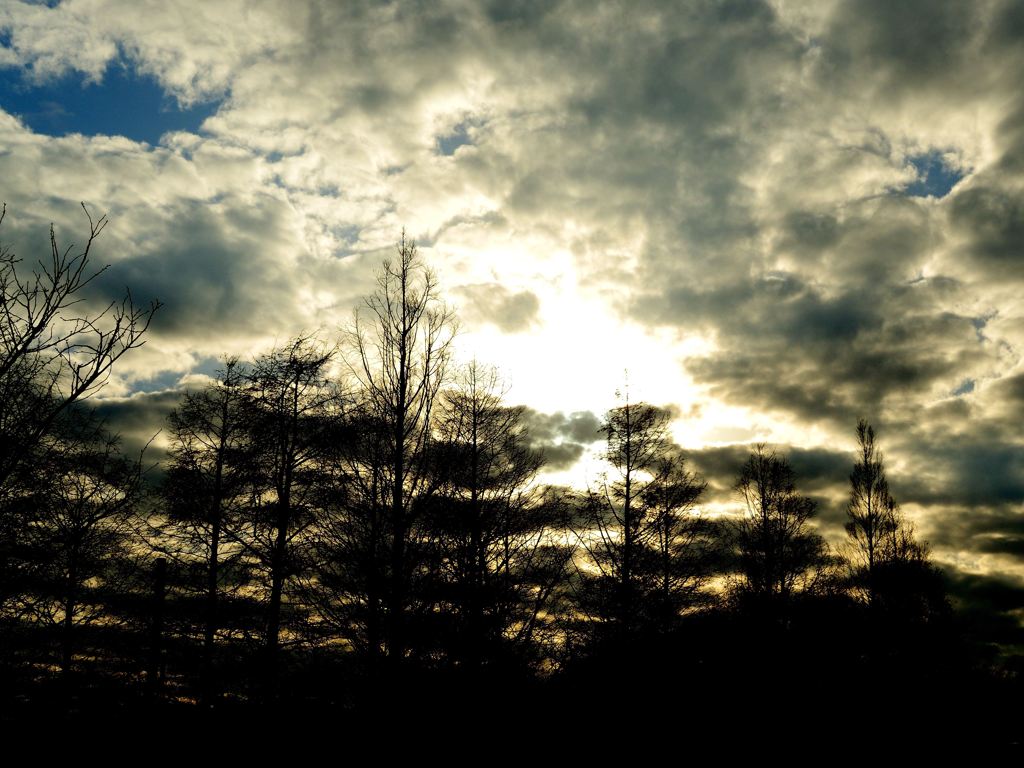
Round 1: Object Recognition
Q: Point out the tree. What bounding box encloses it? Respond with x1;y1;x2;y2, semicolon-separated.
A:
302;398;390;662
158;357;251;702
18;407;145;678
419;361;571;670
845;420;944;619
845;419;900;605
733;444;828;610
572;394;707;640
236;336;343;688
0;203;160;492
0;203;158;663
343;232;457;663
643;452;714;626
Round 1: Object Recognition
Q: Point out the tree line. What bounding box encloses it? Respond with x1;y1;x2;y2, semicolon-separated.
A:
0;208;1019;741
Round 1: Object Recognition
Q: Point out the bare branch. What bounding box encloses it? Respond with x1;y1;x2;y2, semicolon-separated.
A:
0;204;161;488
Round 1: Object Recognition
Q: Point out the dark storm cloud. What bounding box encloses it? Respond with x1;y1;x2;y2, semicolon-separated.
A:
778;211;841;257
453;282;541;333
876;390;1023;514
520;407;602;470
684;443;851;500
641;269;992;426
536;0;799;262
994;97;1024;175
92;194;305;340
948;185;1024;274
949;569;1024;614
684;444;750;499
988;371;1024;406
92;389;184;461
788;446;855;494
608;0;1024;440
536;442;586;472
565;1;797;134
646;193;998;421
818;0;984;95
944;569;1024;646
900;441;1024;509
520;409;601;445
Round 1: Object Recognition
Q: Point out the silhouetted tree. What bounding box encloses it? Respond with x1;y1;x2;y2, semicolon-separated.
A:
17;407;144;678
302;403;389;662
643;453;714;626
420;361;572;670
572;395;707;641
845;420;945;622
0;203;159;492
0;204;158;619
845;419;900;605
157;358;251;702
733;444;828;613
343;233;457;663
237;336;343;689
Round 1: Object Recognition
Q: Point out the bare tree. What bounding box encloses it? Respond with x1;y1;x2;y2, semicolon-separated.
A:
303;399;390;660
421;360;571;669
0;203;160;490
157;358;251;702
18;407;145;678
237;336;343;688
643;453;713;626
845;419;899;604
344;232;457;662
572;394;707;640
733;444;828;609
845;420;942;618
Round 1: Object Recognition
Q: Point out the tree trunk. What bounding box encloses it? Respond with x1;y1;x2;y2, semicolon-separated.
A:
147;557;167;700
202;513;220;704
61;557;77;677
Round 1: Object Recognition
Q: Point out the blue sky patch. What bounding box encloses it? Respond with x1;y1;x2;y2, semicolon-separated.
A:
904;150;965;198
130;368;187;393
953;378;976;397
129;355;238;394
970;313;996;344
436;121;473;156
0;60;221;145
336;224;361;245
190;355;248;383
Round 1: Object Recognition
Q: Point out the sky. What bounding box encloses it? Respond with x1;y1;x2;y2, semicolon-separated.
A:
1;0;1023;635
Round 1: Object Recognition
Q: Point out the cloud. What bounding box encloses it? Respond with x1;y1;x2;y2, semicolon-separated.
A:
93;195;308;337
0;0;296;102
520;408;602;470
949;185;1024;275
453;282;541;333
685;442;852;522
943;568;1024;646
91;389;184;466
818;0;985;95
